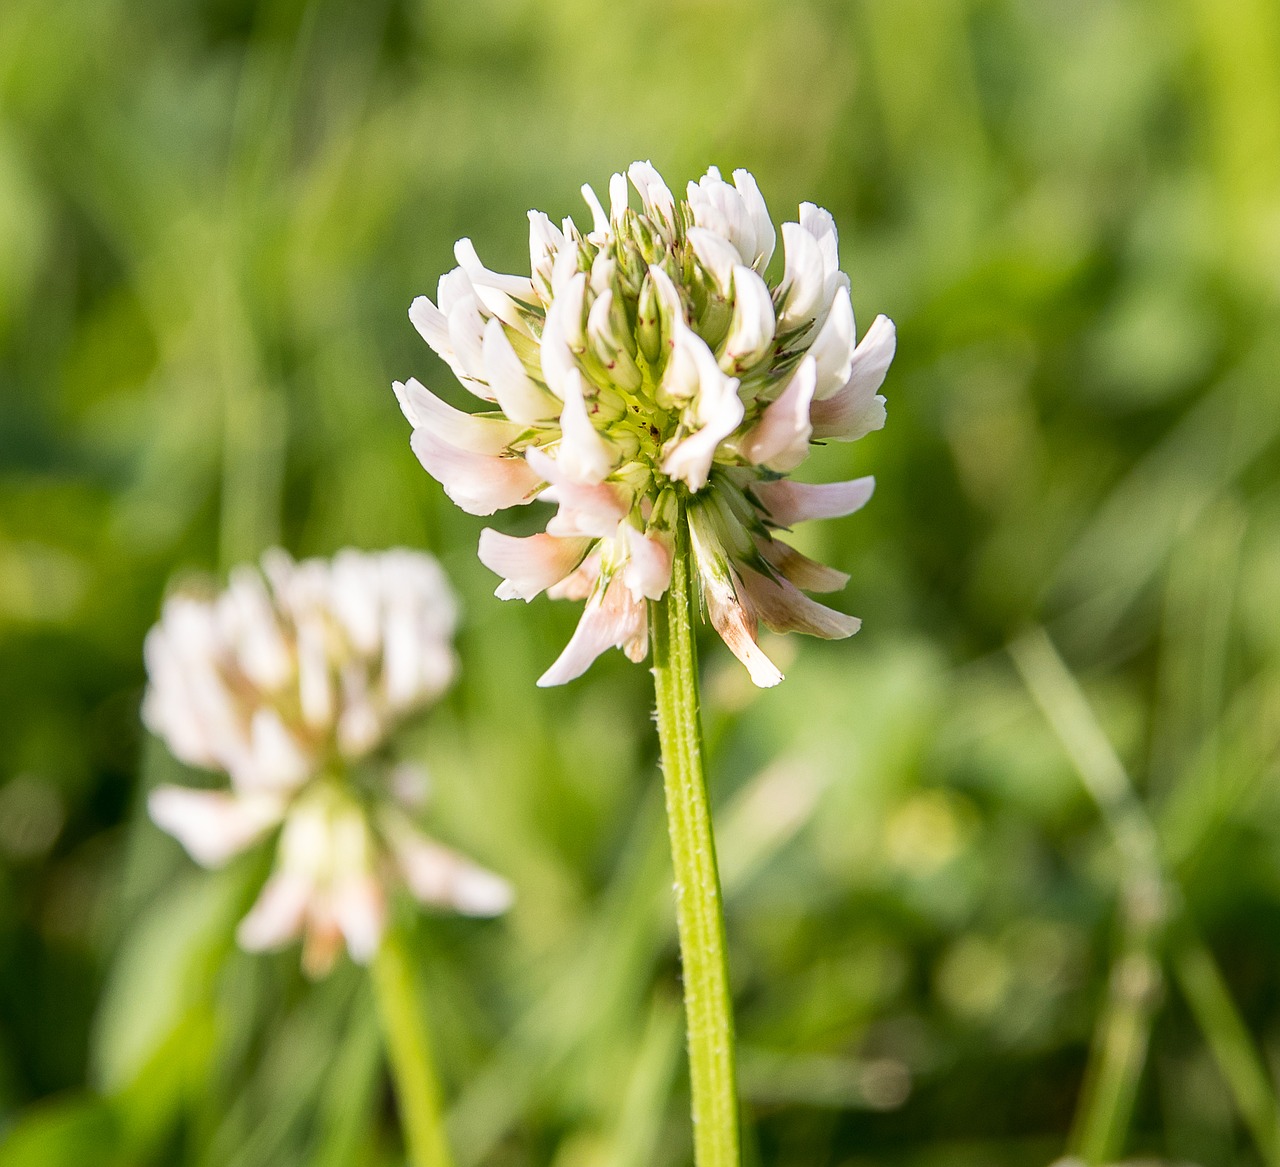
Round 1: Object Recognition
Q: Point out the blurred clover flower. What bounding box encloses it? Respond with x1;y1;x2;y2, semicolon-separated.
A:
396;160;894;688
143;547;511;978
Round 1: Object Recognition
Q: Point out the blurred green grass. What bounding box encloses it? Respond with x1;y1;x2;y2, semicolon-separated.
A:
1;0;1279;1163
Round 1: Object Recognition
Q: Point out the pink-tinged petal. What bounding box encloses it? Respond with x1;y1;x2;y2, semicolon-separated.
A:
808;285;856;400
394;378;524;455
738;356;816;471
482;318;560;424
689;521;783;688
558;368;616;484
739;566;861;639
525;446;630;538
410;429;542;516
621;525;673;601
537;577;648;686
546;549;600;601
235;708;312;792
148;786;284;868
478;529;592;601
809;315;895;441
757;538;850;593
300;903;344;979
237;871;311;952
753;476;875;527
388;820;514;916
331;873;386;964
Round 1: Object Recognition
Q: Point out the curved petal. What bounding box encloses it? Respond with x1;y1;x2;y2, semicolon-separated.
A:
808;285;856;400
237;871;311;953
777;222;826;331
386;818;514;916
753;476;875;527
478;529;592;601
148;786;284;867
757;538;850;593
394;378;524;455
733;168;775;271
809;314;896;440
621;524;673;601
482;318;560;424
537;577;648;687
454;237;537;302
722;266;776;373
557;368;616;484
739;566;861;639
410;429;542;516
738;355;815;471
331;873;386;964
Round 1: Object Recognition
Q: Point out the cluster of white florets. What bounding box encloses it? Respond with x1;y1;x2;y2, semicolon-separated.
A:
143;548;510;977
396;161;895;687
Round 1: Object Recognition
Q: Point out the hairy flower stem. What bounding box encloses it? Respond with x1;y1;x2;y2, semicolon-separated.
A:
372;927;456;1167
651;505;740;1167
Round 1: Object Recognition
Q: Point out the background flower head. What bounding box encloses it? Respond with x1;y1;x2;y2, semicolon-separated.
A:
397;162;895;687
143;548;510;976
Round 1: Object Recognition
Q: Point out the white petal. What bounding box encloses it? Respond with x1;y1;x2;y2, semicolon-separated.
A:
722;266;777;373
628;160;676;225
580;183;609;236
733;168;775;270
482;317;560;423
224;568;291;690
621;525;673;601
807;285;857;400
393;378;524;455
410;429;542;516
738;355;815;471
329;551;382;655
237;872;311;952
478;529;592;601
557;368;616;484
753;476;875;527
537;578;648;686
608;172;629;222
777;222;826;331
809;315;896;440
408;295;451;358
295;616;334;729
687;226;741;292
453;237;536;302
662;364;745;492
148;786;284;868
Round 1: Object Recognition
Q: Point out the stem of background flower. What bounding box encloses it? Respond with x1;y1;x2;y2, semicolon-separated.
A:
371;926;456;1167
650;507;741;1167
1012;628;1280;1167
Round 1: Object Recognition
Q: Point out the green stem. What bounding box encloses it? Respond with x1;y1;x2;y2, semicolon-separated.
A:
651;506;740;1167
371;927;455;1167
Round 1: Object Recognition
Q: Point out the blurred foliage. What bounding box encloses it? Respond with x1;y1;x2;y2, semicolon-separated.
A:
1;0;1279;1164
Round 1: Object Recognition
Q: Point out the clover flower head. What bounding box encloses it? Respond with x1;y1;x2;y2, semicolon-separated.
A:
397;162;896;687
143;548;511;976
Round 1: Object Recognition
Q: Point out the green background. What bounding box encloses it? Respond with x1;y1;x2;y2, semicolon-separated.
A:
2;0;1279;1163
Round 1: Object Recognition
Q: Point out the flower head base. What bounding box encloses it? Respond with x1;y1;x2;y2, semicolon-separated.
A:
143;548;511;976
398;162;896;687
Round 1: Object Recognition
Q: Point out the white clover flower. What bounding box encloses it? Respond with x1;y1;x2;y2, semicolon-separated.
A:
397;162;896;688
143;548;511;976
